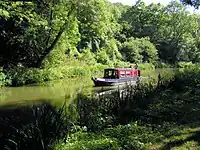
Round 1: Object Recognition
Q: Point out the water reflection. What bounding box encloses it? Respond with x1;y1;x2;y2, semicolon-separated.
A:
0;78;93;106
0;69;175;107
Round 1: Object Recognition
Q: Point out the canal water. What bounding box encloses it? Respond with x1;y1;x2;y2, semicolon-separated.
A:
0;69;175;107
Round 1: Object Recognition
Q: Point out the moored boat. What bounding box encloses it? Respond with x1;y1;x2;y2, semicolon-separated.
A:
91;67;141;87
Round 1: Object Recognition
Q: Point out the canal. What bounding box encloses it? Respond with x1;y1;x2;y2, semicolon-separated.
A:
0;69;175;107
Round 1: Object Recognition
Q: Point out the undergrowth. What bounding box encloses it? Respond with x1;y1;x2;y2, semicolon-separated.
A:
55;67;200;150
2;68;200;150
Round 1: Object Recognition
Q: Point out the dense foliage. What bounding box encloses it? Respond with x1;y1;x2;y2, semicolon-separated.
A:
2;68;200;150
181;0;200;8
0;102;71;150
54;67;200;149
2;1;200;149
1;0;200;85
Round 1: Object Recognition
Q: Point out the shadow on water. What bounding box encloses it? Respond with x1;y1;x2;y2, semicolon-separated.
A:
0;101;70;150
0;81;148;150
0;77;94;107
0;69;175;107
0;69;180;149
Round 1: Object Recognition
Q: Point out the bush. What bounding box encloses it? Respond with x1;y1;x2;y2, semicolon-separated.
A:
176;61;196;68
55;132;118;150
79;49;97;65
95;50;111;65
6;64;107;86
104;123;161;150
138;63;155;70
0;102;71;150
120;37;158;64
103;38;122;61
112;60;128;68
55;122;161;150
155;62;172;68
7;68;50;86
0;68;11;86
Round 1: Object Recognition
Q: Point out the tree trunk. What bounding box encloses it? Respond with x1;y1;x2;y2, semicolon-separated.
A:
35;4;75;68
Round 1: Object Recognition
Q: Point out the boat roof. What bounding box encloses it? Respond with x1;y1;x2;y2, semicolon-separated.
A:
104;68;136;71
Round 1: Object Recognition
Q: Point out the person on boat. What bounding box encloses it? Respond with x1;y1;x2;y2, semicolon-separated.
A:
111;71;115;79
134;63;138;69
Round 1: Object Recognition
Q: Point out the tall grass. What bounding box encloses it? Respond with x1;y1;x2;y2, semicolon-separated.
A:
56;68;200;149
2;68;200;150
74;67;200;128
6;64;107;86
73;74;172;131
0;102;71;150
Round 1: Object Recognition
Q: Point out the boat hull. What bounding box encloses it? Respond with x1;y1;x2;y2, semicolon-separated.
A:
91;77;140;87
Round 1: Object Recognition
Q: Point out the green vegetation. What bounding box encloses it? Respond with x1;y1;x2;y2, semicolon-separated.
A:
1;66;200;149
54;67;200;150
120;37;158;64
0;102;71;150
0;68;11;86
1;0;200;86
7;64;107;86
181;0;200;8
2;0;200;149
54;123;158;150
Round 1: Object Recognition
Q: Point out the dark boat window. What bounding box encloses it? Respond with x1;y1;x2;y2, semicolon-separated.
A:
104;69;116;79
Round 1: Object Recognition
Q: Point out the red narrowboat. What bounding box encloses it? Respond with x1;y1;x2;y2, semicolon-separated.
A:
91;68;141;87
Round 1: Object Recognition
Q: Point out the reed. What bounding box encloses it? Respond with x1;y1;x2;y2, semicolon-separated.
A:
0;102;71;150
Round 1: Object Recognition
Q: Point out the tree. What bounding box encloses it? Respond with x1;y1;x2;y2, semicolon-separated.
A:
180;0;200;8
0;0;80;68
120;37;158;63
121;2;165;40
76;0;118;52
156;1;199;63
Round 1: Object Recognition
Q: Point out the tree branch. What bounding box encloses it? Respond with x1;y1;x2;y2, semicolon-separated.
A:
36;4;76;67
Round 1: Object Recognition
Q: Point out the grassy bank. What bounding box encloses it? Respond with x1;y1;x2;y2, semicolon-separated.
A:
0;102;71;150
6;60;198;87
0;62;155;87
6;64;107;86
54;67;200;150
1;67;200;149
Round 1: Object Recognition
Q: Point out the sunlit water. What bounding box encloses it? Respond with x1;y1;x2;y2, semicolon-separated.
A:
0;69;175;107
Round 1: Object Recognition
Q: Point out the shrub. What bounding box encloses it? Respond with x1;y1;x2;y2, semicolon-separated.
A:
176;61;196;68
113;60;128;68
120;37;158;64
104;123;161;150
79;49;97;65
103;38;122;61
6;64;107;86
7;68;47;86
55;123;161;150
0;68;11;86
54;132;118;150
95;50;111;65
138;63;155;70
155;62;172;68
0;102;71;150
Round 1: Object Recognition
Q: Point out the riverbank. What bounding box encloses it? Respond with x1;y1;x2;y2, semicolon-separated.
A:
0;62;155;87
0;67;200;149
54;67;200;150
1;60;196;87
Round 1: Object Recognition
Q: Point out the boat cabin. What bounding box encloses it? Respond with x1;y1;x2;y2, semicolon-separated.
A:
104;68;140;79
